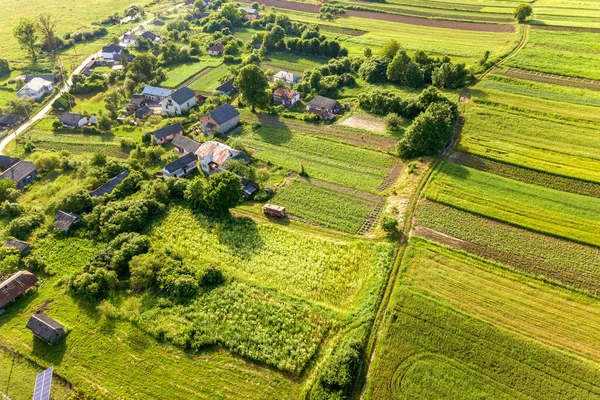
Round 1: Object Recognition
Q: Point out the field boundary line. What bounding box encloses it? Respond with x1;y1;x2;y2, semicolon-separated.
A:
479;24;529;81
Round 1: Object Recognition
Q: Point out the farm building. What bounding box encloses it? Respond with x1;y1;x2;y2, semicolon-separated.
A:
26;314;66;345
195;141;249;175
140;31;160;42
128;94;147;112
0;271;38;309
215;78;238;96
273;88;300;109
101;43;126;61
23;74;57;84
172;135;201;155
240;7;259;16
151;123;183;144
52;210;80;232
2;239;31;255
241;177;259;199
263;204;287;218
199;104;240;135
207;43;224;56
161;87;198;116
162;152;198;178
60;113;88;128
142;86;173;102
306;95;343;120
272;71;300;86
0;156;37;189
0;114;22;129
91;171;129;197
17;77;53;101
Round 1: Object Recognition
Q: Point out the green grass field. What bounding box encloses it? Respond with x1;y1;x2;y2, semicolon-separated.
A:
532;0;600;28
189;64;231;93
507;29;600;79
242;126;397;193
272;177;384;233
425;162;600;247
365;238;600;399
262;52;325;75
163;60;222;88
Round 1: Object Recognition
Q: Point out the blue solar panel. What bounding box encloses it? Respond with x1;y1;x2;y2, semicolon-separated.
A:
33;366;53;400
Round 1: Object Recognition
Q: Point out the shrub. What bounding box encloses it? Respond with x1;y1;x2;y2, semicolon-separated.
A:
0;179;18;203
55;188;93;214
384;113;402;132
0;201;23;217
6;212;44;240
514;4;533;22
201;267;225;287
397;102;455;158
381;216;399;236
203;171;243;212
68;267;118;302
358;56;389;83
85;198;163;239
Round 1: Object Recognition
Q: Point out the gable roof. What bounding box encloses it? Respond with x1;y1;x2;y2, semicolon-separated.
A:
163;152;197;174
207;43;224;52
240;7;258;14
24;74;55;83
151;123;183;140
0;155;20;170
206;104;239;125
170;87;196;105
114;52;135;62
52;210;80;231
26;314;65;343
21;77;52;93
123;33;137;41
241;177;259;197
90;171;129;197
102;43;125;53
2;239;31;254
307;95;339;110
142;85;172;98
0;271;38;309
0;114;22;127
216;78;236;93
0;160;37;183
172;135;201;154
273;70;300;84
141;31;158;40
60;113;86;126
195;141;248;166
273;87;298;100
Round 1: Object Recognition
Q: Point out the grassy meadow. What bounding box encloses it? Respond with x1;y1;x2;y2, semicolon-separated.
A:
365;239;600;400
189;63;231;93
532;0;600;28
163;60;222;88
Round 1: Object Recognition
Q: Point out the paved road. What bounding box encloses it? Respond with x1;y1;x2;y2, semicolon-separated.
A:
0;3;183;155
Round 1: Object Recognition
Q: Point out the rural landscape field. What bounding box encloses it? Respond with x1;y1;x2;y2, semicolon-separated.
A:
0;0;598;398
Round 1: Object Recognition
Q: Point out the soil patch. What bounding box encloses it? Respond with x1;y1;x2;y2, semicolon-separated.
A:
339;115;386;134
504;67;600;91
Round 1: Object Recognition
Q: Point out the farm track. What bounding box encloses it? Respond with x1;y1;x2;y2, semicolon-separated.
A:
479;25;529;81
503;67;600;91
238;0;515;32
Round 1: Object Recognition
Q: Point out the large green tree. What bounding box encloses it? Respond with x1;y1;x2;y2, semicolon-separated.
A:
203;171;243;212
13;19;38;62
379;39;401;60
397;102;455;158
235;64;270;111
514;4;533;22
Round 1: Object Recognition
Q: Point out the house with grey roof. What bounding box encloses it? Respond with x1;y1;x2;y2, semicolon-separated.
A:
26;314;66;345
0;156;37;189
0;114;22;129
17;77;53;101
151;122;183;144
2;239;31;255
101;43;126;61
52;210;80;233
172;135;201;155
215;78;238;96
161;87;197;116
199;104;240;135
162;152;197;178
60;113;88;128
91;171;129;197
306;95;343;120
142;86;172;102
194;141;249;175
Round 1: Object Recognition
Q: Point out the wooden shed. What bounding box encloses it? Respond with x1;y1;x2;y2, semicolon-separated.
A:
0;271;38;309
26;314;66;345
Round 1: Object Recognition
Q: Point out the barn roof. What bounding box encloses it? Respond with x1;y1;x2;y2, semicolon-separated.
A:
52;210;80;231
151;123;183;140
2;239;31;254
0;271;38;309
307;95;339;110
172;135;201;154
195;141;248;166
60;113;86;126
90;171;129;197
0;160;37;183
26;314;65;343
163;152;197;174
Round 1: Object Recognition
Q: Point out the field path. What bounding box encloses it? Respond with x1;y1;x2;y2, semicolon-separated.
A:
0;3;183;155
238;0;515;32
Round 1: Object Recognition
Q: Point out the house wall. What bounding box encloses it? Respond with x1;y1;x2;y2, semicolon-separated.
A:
217;116;240;133
78;117;88;128
163;161;197;178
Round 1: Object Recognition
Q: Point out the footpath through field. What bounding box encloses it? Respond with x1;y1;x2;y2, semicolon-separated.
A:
238;0;515;32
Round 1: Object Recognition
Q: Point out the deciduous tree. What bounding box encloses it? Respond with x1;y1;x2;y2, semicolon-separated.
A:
13;19;38;62
235;64;269;111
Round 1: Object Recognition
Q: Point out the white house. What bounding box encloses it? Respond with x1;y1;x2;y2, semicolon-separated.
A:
162;152;197;178
101;44;126;60
161;87;197;116
17;78;53;101
272;70;301;86
142;86;173;102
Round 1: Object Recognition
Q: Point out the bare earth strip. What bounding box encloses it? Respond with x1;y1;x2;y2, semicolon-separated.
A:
504;67;600;91
238;0;515;32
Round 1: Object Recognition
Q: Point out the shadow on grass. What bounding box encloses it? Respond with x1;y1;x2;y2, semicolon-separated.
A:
32;334;68;365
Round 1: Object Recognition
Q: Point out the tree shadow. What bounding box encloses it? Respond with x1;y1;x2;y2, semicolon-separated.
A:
214;214;264;260
255;115;293;145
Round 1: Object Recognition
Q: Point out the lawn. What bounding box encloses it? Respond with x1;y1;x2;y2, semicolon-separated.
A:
189;64;231;93
425;162;600;247
241;126;397;193
365;238;600;400
272;177;384;233
262;52;326;75
162;60;222;88
506;29;600;80
416;199;600;296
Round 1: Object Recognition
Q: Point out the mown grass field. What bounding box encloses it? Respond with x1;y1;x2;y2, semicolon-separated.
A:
532;0;600;28
189;64;231;93
272;177;384;233
163;60;222;88
365;239;600;400
262;52;325;74
416;200;600;295
285;10;518;65
425;162;600;247
458;75;600;182
506;29;600;80
241;126;397;193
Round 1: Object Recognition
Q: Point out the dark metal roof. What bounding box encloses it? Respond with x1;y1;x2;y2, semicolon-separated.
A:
241;177;259;197
26;314;65;343
0;271;38;309
60;113;85;126
307;95;339;110
172;135;201;154
216;78;237;93
102;44;125;53
0;160;37;183
0;114;21;127
170;87;196;106
114;52;135;62
0;155;19;170
151;123;183;140
24;74;56;83
163;152;197;174
207;104;239;125
2;239;31;254
135;105;152;118
141;31;158;40
90;171;129;197
52;210;80;231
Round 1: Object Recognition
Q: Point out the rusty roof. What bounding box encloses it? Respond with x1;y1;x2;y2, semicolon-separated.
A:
273;87;298;100
0;271;38;309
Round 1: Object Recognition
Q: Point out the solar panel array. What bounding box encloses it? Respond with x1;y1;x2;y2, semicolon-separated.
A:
33;366;53;400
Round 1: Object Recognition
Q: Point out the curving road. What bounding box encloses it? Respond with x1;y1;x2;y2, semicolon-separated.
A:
0;3;183;155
